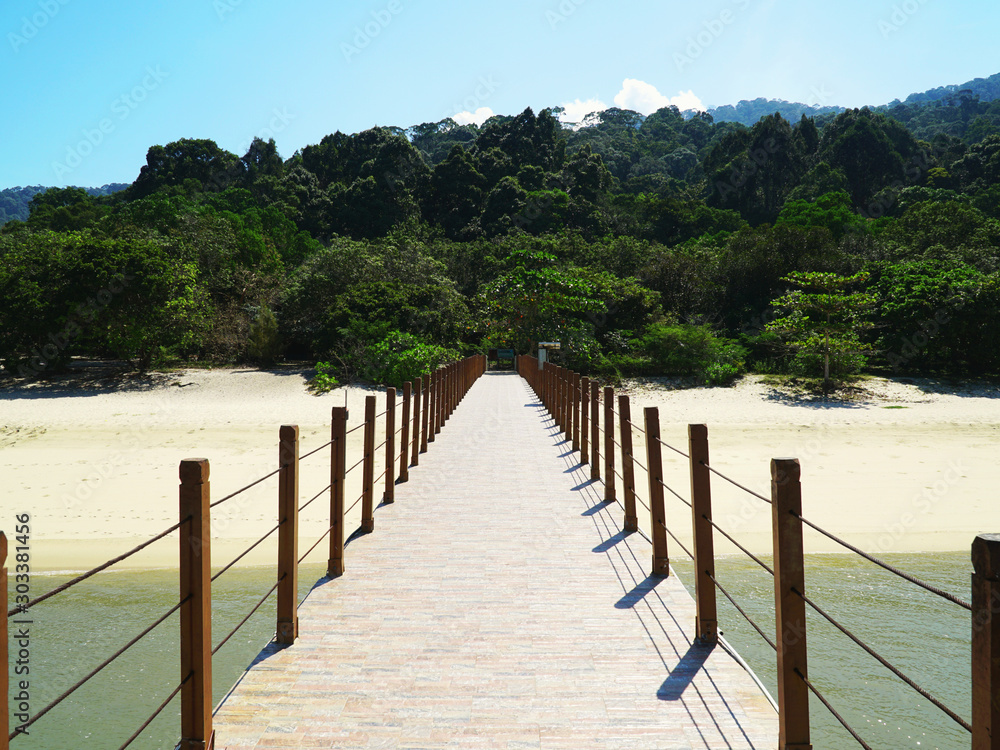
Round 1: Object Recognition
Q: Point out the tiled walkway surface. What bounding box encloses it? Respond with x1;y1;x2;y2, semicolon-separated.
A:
212;372;777;749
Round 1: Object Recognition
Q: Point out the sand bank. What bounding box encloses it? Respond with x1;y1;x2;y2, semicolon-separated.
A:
1;369;997;571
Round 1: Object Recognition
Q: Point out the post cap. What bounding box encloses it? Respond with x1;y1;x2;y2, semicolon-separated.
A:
180;458;210;483
973;534;1000;578
771;458;801;484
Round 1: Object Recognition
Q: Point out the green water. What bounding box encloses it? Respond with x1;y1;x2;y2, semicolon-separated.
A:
7;555;973;749
6;564;328;750
672;551;972;750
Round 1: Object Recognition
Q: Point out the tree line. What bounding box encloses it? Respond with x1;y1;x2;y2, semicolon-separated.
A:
3;95;1000;386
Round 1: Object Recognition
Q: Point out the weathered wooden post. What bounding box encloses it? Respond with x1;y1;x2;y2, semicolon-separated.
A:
554;366;562;431
618;395;638;532
571;372;580;453
412;379;422;465
179;458;214;750
400;382;411;482
421;374;430;452
361;395;376;532
277;426;299;645
771;458;811;750
1;532;8;750
328;407;347;578
590;381;600;481
643;409;670;577
972;533;1000;749
427;370;437;443
604;386;616;502
384;388;396;504
688;424;717;645
580;376;590;465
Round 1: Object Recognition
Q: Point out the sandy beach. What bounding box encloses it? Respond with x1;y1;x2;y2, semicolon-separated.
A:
2;367;997;571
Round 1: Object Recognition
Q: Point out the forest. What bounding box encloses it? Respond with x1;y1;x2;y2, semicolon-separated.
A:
4;77;1000;389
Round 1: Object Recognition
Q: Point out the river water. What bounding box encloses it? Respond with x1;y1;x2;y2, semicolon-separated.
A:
7;553;972;749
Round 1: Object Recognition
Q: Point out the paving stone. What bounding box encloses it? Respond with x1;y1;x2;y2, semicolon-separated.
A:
214;372;777;748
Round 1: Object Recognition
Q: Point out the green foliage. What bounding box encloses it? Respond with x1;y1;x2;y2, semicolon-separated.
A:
766;271;875;386
363;332;459;388
308;361;340;394
638;322;746;384
247;305;281;365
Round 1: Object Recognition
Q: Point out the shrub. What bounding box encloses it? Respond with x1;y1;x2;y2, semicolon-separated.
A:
247;305;281;366
364;331;459;388
638;322;746;383
308;361;340;394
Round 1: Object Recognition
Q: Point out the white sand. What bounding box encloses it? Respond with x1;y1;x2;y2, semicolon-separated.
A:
1;369;997;571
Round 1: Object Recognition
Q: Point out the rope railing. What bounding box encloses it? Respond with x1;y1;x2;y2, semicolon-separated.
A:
7;518;187;617
656;437;689;459
657;477;692;508
0;354;491;750
212;519;285;583
211;466;283;509
791;585;971;732
793;510;972;611
116;671;192;750
704;514;774;577
708;572;777;651
522;355;992;748
212;576;284;656
299;483;332;514
658;518;693;561
9;594;189;740
300;440;333;462
794;668;874;750
702;461;771;505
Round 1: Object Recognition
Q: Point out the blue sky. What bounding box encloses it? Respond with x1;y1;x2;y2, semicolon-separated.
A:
2;0;998;188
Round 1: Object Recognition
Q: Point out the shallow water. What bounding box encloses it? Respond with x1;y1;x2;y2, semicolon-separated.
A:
6;554;973;749
672;551;972;750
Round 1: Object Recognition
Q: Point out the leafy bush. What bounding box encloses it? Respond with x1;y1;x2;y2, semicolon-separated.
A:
638;322;746;384
363;331;459;388
247;305;281;365
308;361;340;394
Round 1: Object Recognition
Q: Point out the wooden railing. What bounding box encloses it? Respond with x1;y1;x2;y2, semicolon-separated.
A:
1;355;487;750
517;354;996;750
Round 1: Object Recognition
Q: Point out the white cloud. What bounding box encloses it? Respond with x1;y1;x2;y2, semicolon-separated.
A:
452;107;495;126
613;78;706;115
557;97;608;127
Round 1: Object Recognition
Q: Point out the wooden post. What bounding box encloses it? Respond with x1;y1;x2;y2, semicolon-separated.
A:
384;388;396;504
772;458;811;750
604;386;615;502
972;533;1000;749
179;458;214;750
619;396;638;532
1;532;8;750
328;407;347;578
412;379;422;465
590;381;600;481
688;424;717;645
421;374;430;452
361;395;376;532
560;368;568;436
400;382;411;482
429;370;439;441
571;372;580;453
276;426;299;645
580;377;590;465
644;408;670;577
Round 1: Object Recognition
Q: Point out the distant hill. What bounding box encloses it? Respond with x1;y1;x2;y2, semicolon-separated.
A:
699;98;845;126
0;183;128;225
892;72;1000;106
